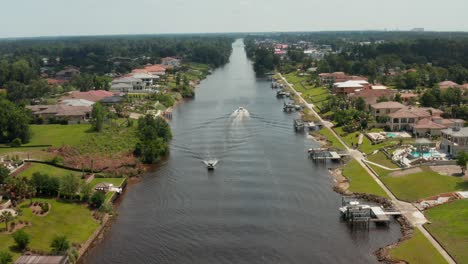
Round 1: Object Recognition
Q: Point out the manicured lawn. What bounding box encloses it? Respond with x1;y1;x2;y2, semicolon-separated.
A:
0;198;99;256
105;192;116;203
27;124;91;147
334;127;360;148
389;228;447;264
367;151;399;169
90;177;125;188
342;160;389;198
17;163;82;179
317;128;346;150
425;199;468;263
370;165;468;202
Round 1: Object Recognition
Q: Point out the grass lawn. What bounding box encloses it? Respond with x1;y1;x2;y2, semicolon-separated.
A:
17;163;82;179
334;127;360;148
77;125;138;155
0;198;99;257
105;192;116;203
90;177;125;188
342;160;389;198
317;128;346;150
389;228;447;264
370;165;468;201
425;199;468;263
367;151;399;169
27;124;91;147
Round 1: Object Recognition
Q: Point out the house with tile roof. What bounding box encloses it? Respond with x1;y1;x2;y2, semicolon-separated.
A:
333;80;370;95
26;105;91;124
349;89;396;108
61;90;115;102
370;101;405;118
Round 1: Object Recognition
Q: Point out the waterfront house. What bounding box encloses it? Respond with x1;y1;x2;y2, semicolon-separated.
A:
440;127;468;156
143;64;167;75
387;106;443;131
131;72;160;87
26;104;91;124
333;80;370;95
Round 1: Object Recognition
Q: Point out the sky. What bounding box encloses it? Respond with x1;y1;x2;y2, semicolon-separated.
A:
1;0;467;38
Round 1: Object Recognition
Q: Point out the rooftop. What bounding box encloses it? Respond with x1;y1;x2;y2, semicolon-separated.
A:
62;90;115;102
370;101;405;109
441;127;468;137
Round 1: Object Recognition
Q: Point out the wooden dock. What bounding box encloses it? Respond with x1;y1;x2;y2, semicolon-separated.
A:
308;148;346;161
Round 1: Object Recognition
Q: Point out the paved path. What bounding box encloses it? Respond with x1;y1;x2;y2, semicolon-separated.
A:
279;73;456;264
364;159;402;171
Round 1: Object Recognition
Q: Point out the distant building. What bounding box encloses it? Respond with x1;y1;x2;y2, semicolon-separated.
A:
61;99;95;107
161;57;181;67
370;101;405;118
411;28;425;32
333;80;370;95
438;81;460;90
319;72;368;85
55;66;80;80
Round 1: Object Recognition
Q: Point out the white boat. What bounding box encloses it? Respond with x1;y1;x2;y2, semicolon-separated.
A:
204;159;218;170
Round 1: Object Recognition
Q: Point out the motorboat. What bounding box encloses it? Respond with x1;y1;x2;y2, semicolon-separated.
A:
205;159;218;170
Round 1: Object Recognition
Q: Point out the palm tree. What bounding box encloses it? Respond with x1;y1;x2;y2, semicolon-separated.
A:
0;211;14;230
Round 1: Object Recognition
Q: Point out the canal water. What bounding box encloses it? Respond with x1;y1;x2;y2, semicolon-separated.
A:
84;39;400;264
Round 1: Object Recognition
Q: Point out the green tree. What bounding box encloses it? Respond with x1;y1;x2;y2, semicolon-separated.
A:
59;174;80;200
90;102;108;132
394;93;403;103
0;97;31;144
81;183;93;202
0;211;14;230
0;165;9;185
456;151;468;175
353;97;366;111
50;235;70;254
0;251;12;264
12;230;29;251
90;191;105;208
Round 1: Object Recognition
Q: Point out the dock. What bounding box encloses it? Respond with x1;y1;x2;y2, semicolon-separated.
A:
308;148;346;162
340;197;401;229
294;119;305;131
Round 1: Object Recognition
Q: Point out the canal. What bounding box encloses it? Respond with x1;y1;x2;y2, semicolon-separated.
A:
84;39;400;264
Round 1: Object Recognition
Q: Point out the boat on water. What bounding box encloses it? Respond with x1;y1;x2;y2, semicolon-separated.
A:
204;159;218;170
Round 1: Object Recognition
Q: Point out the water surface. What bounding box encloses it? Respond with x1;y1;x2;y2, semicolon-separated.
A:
84;39;400;264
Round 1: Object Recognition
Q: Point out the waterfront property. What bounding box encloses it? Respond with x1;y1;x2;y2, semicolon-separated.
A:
440;127;468;156
333;80;370;94
26;104;91;124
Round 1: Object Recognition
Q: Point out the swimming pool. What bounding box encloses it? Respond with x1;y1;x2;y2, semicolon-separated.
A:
386;133;398;138
411;151;442;158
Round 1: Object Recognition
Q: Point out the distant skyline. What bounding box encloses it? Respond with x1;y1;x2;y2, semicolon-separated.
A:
1;0;467;38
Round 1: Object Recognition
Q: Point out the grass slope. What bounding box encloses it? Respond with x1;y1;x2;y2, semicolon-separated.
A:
389;228;447;264
370;165;467;201
17;163;81;179
342;160;389;198
425;199;468;263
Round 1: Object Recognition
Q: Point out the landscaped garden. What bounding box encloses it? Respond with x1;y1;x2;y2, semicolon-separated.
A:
0;198;100;259
425;199;468;263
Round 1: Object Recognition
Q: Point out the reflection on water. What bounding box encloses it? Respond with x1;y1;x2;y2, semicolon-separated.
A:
84;39;400;264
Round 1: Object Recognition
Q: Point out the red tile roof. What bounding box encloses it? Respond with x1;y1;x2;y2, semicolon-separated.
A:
413;118;446;129
144;64;166;73
61;90;115;102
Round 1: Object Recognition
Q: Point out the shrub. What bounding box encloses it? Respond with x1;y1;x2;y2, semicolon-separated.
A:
9;138;22;148
50;235;70;255
12;230;30;250
40;203;49;213
90;192;105;209
0;251;12;264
